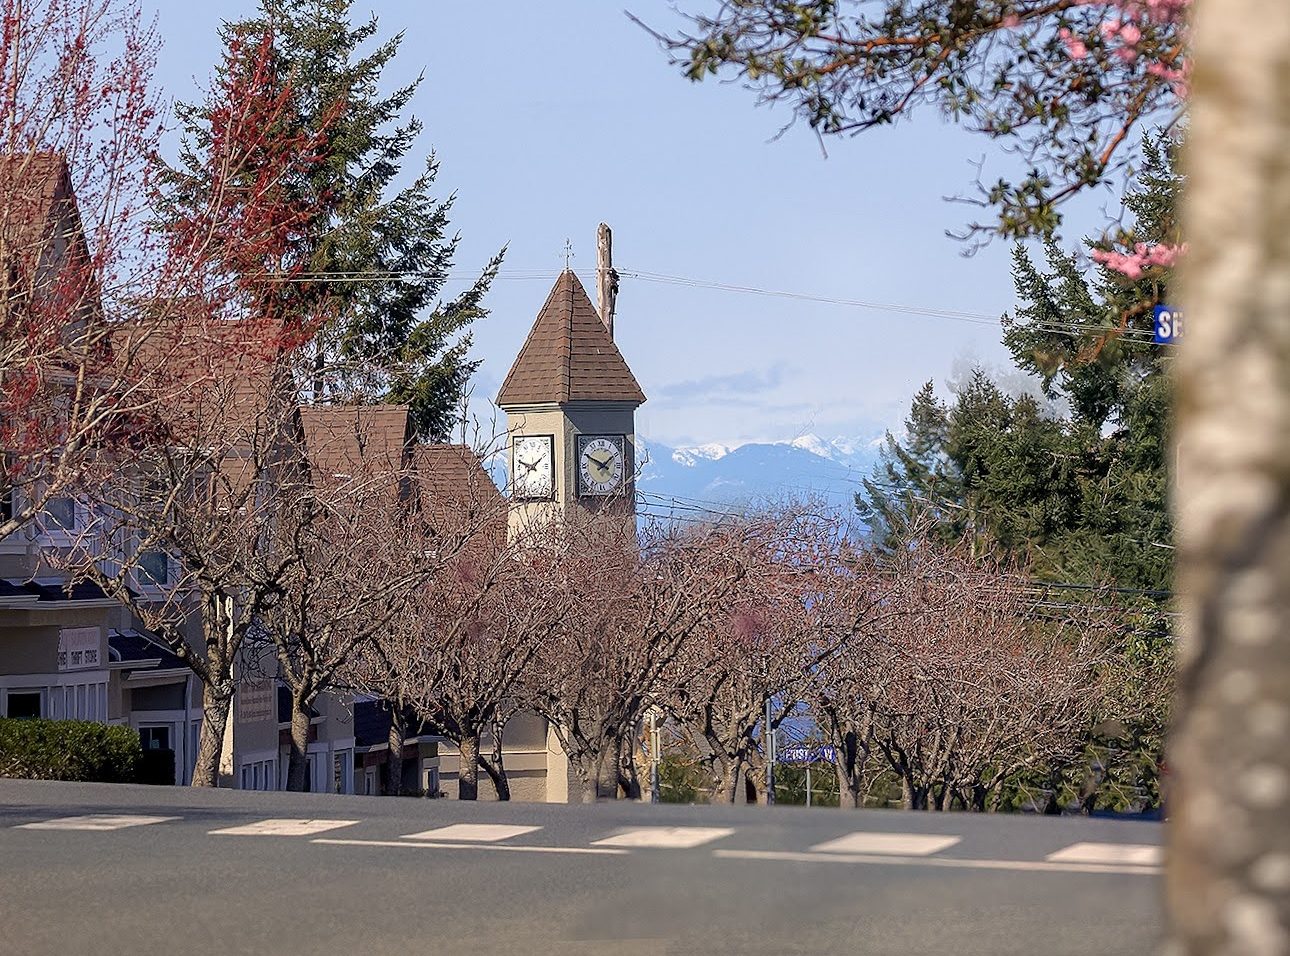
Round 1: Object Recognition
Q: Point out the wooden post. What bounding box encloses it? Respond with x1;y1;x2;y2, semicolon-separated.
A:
596;222;617;338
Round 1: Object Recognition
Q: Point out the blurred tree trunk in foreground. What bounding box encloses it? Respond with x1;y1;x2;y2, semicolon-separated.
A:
1170;0;1290;952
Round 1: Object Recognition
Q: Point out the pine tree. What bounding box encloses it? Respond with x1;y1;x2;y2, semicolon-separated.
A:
168;0;502;440
858;137;1180;813
860;134;1179;593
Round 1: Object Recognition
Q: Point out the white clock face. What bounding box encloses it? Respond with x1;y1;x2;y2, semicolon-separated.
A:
513;435;554;499
578;436;625;496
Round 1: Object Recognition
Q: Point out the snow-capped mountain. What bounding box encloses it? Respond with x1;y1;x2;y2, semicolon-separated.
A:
640;433;884;513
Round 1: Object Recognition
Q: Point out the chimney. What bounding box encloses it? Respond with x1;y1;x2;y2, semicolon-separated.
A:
596;222;618;339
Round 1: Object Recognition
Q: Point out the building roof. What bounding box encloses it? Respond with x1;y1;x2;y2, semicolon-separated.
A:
299;404;412;492
110;315;286;445
0;151;76;281
353;696;436;749
413;444;507;541
414;444;502;509
0;578;111;603
109;628;187;671
496;270;645;407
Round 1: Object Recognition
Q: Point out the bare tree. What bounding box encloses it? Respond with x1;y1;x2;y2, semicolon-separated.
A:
855;541;1109;811
665;507;848;804
0;0;179;539
525;512;787;802
288;439;510;795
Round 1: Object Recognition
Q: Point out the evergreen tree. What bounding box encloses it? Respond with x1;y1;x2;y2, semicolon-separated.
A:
860;135;1179;593
858;136;1180;813
167;0;502;440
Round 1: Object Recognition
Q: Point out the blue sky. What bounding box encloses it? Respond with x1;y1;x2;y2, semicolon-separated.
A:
148;1;1113;448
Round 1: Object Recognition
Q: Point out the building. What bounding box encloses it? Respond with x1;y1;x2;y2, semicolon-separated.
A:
457;266;647;803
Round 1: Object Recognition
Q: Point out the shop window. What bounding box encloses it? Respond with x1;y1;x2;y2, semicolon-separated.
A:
5;691;42;719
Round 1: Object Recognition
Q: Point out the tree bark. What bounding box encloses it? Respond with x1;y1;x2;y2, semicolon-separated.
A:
594;743;619;801
385;707;405;796
191;680;233;788
1169;2;1290;952
480;717;511;801
285;697;311;792
457;734;481;801
617;732;643;800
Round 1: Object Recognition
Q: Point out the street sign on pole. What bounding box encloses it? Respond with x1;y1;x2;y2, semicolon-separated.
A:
1154;305;1182;344
777;745;836;764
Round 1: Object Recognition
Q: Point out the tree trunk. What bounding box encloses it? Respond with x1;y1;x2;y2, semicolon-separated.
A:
594;743;619;801
836;761;862;810
284;696;310;792
191;679;233;788
385;707;405;796
458;734;481;801
618;733;642;800
480;716;511;801
710;759;740;805
1169;3;1290;952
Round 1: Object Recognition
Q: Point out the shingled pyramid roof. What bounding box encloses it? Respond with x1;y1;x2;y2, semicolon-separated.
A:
496;270;646;407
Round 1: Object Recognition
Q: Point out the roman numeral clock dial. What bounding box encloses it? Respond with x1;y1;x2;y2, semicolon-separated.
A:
513;435;554;500
578;435;625;496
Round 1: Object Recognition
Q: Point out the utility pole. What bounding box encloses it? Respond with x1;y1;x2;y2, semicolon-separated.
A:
764;695;775;805
596;222;617;339
648;709;660;805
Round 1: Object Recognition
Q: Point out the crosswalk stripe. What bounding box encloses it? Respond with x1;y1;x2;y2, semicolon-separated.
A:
1046;842;1163;866
716;848;1162;875
210;818;359;837
592;827;734;849
402;824;540;842
811;832;961;856
17;814;178;831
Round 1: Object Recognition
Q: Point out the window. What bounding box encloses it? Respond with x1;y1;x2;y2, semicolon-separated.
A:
138;550;172;588
139;726;172;751
1;484;13;522
5;691;42;719
43;496;77;533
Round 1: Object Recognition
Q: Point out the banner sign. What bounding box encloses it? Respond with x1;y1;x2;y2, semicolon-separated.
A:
57;627;101;671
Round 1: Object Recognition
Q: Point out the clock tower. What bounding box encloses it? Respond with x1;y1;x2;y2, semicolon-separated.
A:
496;266;645;540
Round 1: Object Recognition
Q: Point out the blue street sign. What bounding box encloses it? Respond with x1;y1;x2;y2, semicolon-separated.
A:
777;745;836;764
1154;305;1182;344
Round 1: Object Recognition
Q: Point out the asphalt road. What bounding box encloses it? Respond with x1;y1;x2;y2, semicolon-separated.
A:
0;779;1165;955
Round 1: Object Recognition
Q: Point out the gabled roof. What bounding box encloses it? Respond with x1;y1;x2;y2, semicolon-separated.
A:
413;444;506;539
0;151;75;281
110;315;286;443
299;404;412;491
496;270;645;407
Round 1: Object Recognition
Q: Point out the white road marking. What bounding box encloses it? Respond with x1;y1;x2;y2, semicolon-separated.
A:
314;838;627;856
715;848;1162;876
210;818;359;837
1046;842;1163;866
811;832;961;856
592;827;734;849
18;814;178;831
402;824;540;842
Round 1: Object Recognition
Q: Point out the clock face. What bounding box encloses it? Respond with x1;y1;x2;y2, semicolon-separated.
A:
513;435;554;500
578;435;626;497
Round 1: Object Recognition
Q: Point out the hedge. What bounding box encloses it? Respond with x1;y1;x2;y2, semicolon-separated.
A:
0;717;142;783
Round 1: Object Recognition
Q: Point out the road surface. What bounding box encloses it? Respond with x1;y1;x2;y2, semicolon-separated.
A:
0;778;1164;955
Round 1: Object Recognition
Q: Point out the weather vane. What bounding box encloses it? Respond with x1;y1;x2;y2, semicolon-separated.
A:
563;238;574;270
